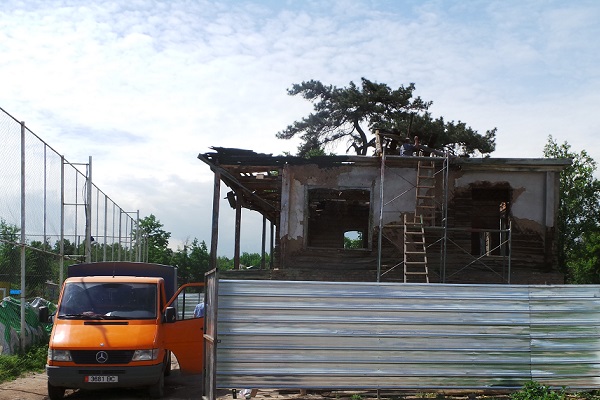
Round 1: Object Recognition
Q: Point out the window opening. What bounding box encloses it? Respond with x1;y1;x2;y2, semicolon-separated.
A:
470;188;510;256
307;189;370;249
344;230;365;249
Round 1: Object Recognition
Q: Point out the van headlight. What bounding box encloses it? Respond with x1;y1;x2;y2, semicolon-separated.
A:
132;349;159;361
48;349;72;362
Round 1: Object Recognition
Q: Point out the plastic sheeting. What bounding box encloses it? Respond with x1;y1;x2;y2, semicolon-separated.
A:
0;297;52;355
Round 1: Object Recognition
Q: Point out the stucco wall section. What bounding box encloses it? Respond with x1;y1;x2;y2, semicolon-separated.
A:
283;164;420;242
454;171;554;228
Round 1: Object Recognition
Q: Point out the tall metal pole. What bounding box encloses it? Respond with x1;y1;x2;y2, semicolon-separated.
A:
43;146;47;253
234;193;241;270
118;210;122;261
103;196;108;261
85;157;92;263
136;210;141;262
60;156;65;285
441;153;450;283
376;146;386;282
19;121;26;349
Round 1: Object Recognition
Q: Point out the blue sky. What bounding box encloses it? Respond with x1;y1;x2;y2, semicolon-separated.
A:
1;0;599;256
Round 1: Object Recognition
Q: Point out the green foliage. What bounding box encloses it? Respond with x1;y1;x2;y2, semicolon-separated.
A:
217;256;234;270
240;252;269;268
544;136;600;283
511;381;566;400
215;253;270;270
576;390;600;400
0;219;20;285
344;232;364;249
277;78;496;157
350;394;363;400
0;344;48;383
172;239;211;283
138;214;173;264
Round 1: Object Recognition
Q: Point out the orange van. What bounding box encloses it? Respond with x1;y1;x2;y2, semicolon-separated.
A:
39;262;204;399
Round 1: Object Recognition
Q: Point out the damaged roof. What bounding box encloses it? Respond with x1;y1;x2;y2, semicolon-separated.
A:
198;147;571;222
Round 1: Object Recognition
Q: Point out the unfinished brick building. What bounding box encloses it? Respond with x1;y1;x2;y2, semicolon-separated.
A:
199;146;569;284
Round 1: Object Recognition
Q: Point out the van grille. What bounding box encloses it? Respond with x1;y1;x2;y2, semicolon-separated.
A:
70;350;134;364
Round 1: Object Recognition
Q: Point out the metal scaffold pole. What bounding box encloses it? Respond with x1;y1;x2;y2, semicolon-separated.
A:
376;146;386;283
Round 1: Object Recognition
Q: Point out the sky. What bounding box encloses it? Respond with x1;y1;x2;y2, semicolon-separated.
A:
1;0;599;257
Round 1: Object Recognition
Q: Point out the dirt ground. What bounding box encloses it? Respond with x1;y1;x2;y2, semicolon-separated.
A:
0;361;594;400
3;372;599;400
0;368;514;400
0;366;517;400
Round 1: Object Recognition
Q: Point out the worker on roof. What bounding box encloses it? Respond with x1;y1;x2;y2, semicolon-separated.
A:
400;136;420;156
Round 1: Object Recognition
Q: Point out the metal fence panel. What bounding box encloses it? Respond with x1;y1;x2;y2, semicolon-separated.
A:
0;107;145;300
215;280;600;390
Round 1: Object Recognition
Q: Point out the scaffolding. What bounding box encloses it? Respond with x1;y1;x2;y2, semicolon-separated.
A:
376;135;512;284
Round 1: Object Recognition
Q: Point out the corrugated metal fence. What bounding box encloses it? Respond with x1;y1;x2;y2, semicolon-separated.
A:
213;280;600;391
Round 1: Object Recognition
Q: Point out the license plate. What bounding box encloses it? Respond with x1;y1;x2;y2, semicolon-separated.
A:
85;375;118;383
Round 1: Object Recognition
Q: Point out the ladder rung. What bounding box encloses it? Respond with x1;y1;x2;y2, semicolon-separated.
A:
405;271;428;275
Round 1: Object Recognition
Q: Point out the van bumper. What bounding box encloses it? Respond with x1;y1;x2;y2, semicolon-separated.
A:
46;363;163;389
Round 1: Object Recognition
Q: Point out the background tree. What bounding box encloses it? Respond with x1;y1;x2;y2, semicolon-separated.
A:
277;78;496;157
0;219;20;285
544;136;600;283
239;252;269;269
171;239;211;283
26;240;54;294
138;214;173;265
217;256;234;270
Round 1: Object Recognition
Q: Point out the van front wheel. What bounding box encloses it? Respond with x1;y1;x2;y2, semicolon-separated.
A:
48;382;66;400
148;371;165;398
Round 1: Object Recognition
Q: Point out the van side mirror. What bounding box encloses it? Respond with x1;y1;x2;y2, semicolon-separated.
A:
164;306;176;323
38;306;49;323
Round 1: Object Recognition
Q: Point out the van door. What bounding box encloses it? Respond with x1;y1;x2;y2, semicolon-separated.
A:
164;283;205;373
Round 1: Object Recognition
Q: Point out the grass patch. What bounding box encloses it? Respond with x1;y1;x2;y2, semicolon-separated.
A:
511;381;566;400
0;344;47;384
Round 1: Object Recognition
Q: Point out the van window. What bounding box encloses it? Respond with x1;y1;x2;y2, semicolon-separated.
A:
59;282;157;319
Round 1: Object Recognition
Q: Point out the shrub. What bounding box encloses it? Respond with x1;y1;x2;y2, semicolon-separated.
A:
511;381;566;400
0;344;47;383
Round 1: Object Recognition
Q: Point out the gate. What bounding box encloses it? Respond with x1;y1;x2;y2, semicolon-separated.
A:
202;269;219;400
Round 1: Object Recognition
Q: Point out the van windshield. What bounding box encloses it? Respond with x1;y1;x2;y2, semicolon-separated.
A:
58;282;157;320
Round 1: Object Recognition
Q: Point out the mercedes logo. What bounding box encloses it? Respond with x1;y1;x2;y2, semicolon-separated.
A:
96;351;109;364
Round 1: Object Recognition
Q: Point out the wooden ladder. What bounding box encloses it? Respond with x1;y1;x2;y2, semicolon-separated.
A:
403;213;429;283
415;160;436;226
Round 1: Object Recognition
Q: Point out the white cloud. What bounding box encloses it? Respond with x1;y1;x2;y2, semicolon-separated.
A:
1;0;599;256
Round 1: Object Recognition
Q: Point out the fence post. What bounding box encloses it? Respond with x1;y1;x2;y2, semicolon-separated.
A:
118;211;122;261
136;210;140;262
20;121;26;349
60;156;65;285
85;157;92;263
103;196;108;262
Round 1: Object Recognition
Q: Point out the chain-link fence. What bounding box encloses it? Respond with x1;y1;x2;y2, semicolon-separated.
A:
0;106;147;350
